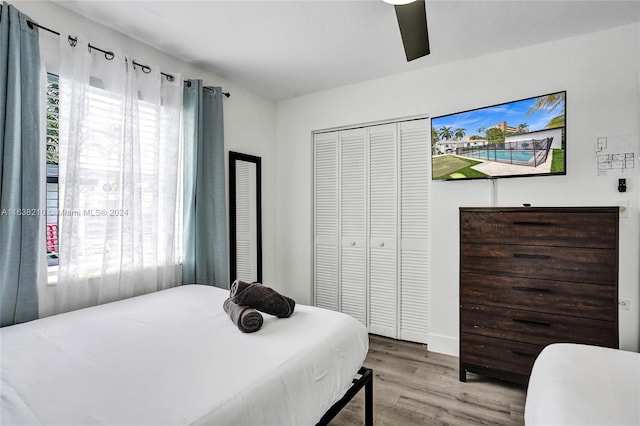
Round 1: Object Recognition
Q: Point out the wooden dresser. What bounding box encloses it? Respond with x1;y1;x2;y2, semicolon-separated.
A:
459;207;619;384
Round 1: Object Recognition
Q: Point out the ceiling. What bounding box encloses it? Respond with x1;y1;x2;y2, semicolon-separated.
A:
51;0;640;101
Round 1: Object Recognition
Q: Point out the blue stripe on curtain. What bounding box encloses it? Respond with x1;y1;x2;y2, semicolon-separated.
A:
182;81;229;288
0;2;42;326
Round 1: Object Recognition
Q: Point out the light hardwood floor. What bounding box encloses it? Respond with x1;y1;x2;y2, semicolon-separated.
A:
330;335;527;426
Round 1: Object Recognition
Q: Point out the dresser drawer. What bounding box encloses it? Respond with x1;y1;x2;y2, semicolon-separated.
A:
460;210;618;249
461;333;542;377
460;243;617;285
461;304;618;348
460;273;617;321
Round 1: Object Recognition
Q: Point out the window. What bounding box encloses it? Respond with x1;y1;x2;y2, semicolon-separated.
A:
70;84;167;273
45;72;183;282
46;73;59;269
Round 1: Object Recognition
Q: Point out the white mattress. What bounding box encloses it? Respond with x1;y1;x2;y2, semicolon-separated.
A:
0;285;369;425
525;343;640;426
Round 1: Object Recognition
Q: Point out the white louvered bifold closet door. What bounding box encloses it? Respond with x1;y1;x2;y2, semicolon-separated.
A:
340;128;367;326
314;132;339;311
399;119;430;343
313;118;430;344
368;123;397;338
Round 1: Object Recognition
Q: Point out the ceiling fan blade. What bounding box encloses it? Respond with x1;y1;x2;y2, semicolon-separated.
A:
394;0;430;61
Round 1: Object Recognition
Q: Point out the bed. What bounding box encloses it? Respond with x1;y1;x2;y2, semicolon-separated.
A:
525;343;640;426
0;284;370;425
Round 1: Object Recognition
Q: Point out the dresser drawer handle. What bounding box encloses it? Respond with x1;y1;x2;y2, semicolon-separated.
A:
511;350;537;358
512;221;553;226
513;253;552;260
512;286;552;293
512;318;551;327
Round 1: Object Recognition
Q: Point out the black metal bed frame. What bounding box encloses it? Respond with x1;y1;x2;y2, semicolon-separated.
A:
316;367;373;426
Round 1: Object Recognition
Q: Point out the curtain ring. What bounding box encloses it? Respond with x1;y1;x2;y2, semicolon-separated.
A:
166;74;175;82
185;80;192;87
132;61;152;74
68;36;77;47
104;51;115;61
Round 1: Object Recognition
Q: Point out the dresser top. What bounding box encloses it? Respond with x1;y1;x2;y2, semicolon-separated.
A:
459;206;619;214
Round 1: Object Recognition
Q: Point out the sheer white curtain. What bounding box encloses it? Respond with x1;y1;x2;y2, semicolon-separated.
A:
54;36;183;313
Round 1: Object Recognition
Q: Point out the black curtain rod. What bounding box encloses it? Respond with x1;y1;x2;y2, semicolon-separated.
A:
26;19;230;98
184;80;231;98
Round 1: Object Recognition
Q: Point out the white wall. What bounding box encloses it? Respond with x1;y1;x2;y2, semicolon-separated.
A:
276;23;640;354
13;1;279;287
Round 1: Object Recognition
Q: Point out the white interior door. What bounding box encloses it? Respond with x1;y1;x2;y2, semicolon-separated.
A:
314;131;339;310
368;123;398;338
399;118;430;343
340;128;367;326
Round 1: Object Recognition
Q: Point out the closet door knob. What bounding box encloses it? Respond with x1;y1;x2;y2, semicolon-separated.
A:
379;242;385;247
350;241;356;246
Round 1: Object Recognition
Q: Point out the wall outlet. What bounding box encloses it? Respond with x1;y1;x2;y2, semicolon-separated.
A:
619;298;631;311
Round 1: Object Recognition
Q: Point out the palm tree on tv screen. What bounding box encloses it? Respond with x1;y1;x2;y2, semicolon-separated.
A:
527;93;566;129
439;126;453;141
546;115;565;129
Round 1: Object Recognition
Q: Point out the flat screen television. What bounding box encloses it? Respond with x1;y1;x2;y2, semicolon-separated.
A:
431;91;566;181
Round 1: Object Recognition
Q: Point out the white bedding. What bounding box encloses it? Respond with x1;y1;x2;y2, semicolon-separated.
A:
525;343;640;426
0;285;369;426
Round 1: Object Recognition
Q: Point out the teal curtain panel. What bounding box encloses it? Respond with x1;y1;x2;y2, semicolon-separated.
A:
0;2;42;326
182;81;228;288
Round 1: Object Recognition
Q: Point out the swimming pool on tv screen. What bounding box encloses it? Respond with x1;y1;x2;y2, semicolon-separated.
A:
466;150;535;163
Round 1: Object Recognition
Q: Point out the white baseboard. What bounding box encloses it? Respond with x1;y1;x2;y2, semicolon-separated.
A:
399;330;429;345
427;333;459;356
